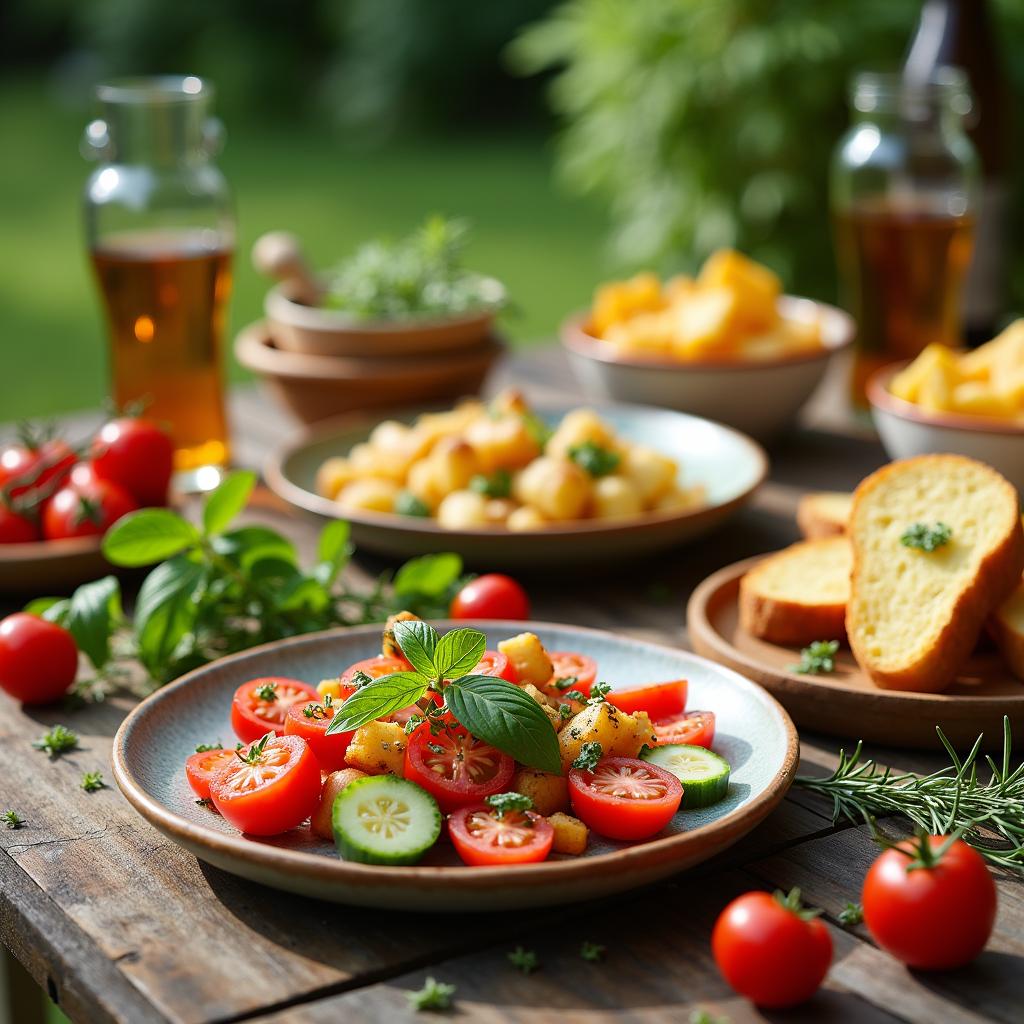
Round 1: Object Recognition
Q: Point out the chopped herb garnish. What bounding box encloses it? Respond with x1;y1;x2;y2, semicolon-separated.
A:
303;694;333;719
195;797;214;808
254;682;278;702
838;902;863;927
559;703;573;720
690;1011;729;1024
485;792;533;818
469;469;512;499
791;640;840;676
563;689;586;702
407;976;457;1012
521;411;552;448
587;681;611;705
405;714;426;735
580;941;605;962
194;741;224;753
568;441;621;478
900;521;952;552
572;741;604;772
396;491;431;518
507;946;539;974
427;742;446;755
32;725;79;758
3;810;25;829
81;771;105;793
237;733;272;764
553;675;578;691
350;670;374;689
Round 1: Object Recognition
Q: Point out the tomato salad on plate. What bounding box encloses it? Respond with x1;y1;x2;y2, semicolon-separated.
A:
184;614;733;865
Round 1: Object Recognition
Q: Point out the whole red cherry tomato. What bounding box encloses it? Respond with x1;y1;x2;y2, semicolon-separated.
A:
712;888;832;1008
0;613;78;704
0;437;76;500
0;503;40;544
862;834;996;970
450;574;530;620
91;417;174;507
43;477;138;540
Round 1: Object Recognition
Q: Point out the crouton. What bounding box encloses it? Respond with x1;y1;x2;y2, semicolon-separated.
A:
512;769;569;816
548;812;588;855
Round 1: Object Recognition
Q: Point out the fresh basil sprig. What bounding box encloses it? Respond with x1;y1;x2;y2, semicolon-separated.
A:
28;471;467;694
327;621;561;774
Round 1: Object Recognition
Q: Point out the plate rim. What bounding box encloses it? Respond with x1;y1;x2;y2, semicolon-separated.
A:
111;619;799;894
687;553;1024;710
263;399;769;540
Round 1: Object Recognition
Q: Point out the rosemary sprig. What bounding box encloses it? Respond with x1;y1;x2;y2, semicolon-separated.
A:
795;716;1024;872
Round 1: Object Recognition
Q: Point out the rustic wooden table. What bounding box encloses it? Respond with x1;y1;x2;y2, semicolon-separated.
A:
2;349;1021;1024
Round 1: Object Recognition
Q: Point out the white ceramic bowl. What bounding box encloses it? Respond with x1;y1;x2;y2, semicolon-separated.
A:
561;296;855;442
869;363;1024;491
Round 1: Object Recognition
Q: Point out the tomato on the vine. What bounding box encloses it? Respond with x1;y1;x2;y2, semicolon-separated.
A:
230;677;319;743
449;804;554;866
404;720;514;813
91;417;174;507
862;834;996;970
0;437;76;500
0;612;78;704
568;756;682;840
0;504;39;544
712;888;832;1008
209;734;322;836
450;574;530;620
42;477;138;540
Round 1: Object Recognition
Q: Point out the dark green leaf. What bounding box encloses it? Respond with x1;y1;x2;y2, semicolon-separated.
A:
394;553;462;598
325;672;428;734
444;675;561;774
134;556;204;673
434;628;486;680
248;555;302;585
393;619;438;677
102;509;199;567
65;575;121;669
202;470;257;536
315;519;352;586
276;575;329;613
215;526;297;567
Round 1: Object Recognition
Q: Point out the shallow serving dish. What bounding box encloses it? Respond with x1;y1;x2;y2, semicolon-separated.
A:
112;620;797;911
0;535;109;594
688;554;1024;749
868;362;1024;492
264;400;768;568
561;296;855;442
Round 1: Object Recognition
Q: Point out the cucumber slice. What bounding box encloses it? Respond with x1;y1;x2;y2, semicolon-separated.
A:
641;744;731;809
332;775;441;865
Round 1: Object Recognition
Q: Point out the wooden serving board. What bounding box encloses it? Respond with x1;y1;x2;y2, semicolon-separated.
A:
687;554;1024;750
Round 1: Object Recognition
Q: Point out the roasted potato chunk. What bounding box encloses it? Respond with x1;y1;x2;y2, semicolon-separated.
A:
548;812;589;855
558;702;654;772
512;768;569;816
345;721;407;776
498;632;554;687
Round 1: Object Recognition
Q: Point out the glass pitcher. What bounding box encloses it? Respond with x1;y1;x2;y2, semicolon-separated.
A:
83;76;234;490
831;68;978;405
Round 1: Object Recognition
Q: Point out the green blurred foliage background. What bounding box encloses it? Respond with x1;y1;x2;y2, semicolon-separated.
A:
1;0;1021;421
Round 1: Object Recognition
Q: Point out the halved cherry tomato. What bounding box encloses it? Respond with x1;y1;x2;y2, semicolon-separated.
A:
209;734;322;836
449;804;554;866
230;677;319;743
284;692;356;773
653;709;715;748
568;755;682;840
607;679;687;719
338;655;423;724
471;649;517;682
546;651;598;696
404;721;514;813
184;748;237;801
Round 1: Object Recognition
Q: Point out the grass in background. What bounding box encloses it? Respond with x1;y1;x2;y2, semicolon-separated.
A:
0;78;607;421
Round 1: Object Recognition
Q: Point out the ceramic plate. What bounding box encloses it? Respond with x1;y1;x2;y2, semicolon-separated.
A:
0;536;109;594
687;555;1024;749
264;401;768;568
112;620;797;911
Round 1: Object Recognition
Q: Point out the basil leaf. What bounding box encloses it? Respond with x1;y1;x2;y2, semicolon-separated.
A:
203;470;257;536
215;526;297;567
394;553;462;598
24;597;68;623
433;627;486;680
277;575;329;612
65;575;121;669
445;674;561;774
103;509;199;567
392;619;438;677
315;519;352;586
134;556;204;674
325;672;428;734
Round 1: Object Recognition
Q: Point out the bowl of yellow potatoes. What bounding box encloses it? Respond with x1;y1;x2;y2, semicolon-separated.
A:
562;250;854;441
868;323;1024;491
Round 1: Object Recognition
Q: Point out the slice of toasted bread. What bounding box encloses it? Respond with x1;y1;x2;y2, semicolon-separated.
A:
847;455;1024;693
991;577;1024;681
797;491;852;539
739;537;851;646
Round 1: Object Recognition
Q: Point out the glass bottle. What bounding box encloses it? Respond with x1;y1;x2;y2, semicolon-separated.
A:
83;76;235;491
831;68;978;405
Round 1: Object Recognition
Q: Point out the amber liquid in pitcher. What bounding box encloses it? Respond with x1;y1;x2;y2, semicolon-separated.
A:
91;229;233;473
834;197;975;403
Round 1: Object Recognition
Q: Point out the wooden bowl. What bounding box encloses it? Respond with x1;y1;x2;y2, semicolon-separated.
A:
0;535;110;594
234;321;504;426
562;296;855;441
265;283;496;358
